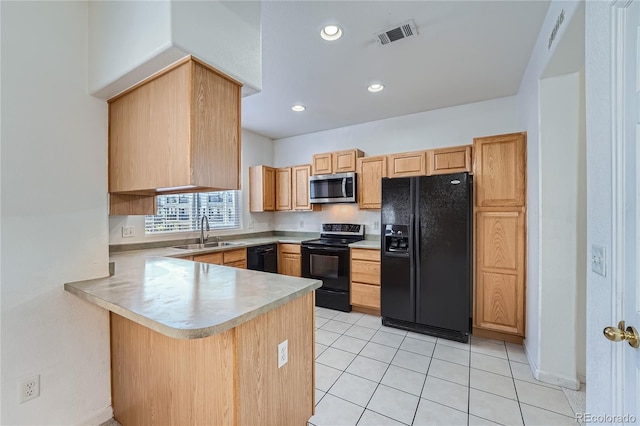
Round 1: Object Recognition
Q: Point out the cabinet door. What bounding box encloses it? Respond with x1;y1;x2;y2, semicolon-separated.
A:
193;252;224;265
427;145;472;175
351;283;381;309
357;156;387;209
474;133;526;207
312;154;333;175
249;165;275;212
223;248;246;264
387;151;427;177
292;165;313;210
475;210;525;336
279;254;301;277
275;167;292;211
333;149;364;173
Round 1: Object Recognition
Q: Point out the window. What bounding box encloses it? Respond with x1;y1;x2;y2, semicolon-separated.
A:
145;191;241;234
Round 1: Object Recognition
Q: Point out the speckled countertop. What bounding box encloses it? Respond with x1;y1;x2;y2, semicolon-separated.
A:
65;237;321;339
349;239;381;250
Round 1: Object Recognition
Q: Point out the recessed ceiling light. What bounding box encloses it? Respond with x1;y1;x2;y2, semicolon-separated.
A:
368;83;384;93
321;25;343;41
291;104;306;112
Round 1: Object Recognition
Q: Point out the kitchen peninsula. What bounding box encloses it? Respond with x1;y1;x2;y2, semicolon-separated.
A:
65;246;321;425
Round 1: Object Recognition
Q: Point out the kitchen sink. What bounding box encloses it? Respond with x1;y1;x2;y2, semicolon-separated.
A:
172;242;242;250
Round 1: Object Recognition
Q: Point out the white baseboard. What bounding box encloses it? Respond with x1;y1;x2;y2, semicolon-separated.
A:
523;340;581;390
78;405;114;426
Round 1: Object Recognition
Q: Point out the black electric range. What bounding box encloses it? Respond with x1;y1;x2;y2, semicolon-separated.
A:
301;224;365;312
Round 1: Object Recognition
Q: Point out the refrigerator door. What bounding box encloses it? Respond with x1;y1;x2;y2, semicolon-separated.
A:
380;177;415;322
415;173;472;333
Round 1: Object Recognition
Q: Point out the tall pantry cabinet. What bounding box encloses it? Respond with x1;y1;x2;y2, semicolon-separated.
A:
473;132;527;343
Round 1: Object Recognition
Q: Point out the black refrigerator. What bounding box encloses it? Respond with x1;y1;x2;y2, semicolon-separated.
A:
380;172;472;342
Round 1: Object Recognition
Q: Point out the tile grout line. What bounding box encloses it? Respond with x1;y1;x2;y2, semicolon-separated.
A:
411;336;438;426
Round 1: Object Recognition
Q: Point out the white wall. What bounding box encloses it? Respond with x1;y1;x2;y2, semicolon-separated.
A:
539;71;584;388
89;0;262;100
515;0;583;386
272;97;521;234
1;2;111;424
108;129;274;245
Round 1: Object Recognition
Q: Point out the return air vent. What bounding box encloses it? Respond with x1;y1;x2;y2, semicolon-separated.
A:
375;20;418;46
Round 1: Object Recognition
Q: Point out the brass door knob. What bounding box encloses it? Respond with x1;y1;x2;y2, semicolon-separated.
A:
603;321;640;348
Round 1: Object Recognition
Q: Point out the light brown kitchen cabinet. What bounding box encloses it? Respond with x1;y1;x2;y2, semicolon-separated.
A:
312;149;364;175
275;167;292;211
278;244;301;277
473;132;527;343
292;165;319;211
350;248;381;314
108;56;241;215
474;133;526;207
474;211;525;336
312;153;333;175
427;145;472;175
249;166;276;212
193;248;247;268
357;156;387;209
387;151;427;178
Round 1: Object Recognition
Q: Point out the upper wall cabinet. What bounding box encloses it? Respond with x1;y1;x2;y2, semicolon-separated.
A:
249;166;275;212
312;149;364;175
357;156;387;209
275;167;293;211
108;56;241;195
387;151;427;178
474;133;526;207
427;145;472;176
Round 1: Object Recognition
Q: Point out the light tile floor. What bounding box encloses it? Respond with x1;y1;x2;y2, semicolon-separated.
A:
310;307;582;426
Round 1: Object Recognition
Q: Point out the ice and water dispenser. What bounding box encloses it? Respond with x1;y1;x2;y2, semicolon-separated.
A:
383;224;410;256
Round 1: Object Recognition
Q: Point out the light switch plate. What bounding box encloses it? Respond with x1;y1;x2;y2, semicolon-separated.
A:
122;226;135;238
591;245;606;277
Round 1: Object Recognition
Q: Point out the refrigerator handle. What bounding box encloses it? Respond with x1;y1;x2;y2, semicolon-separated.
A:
413;212;421;321
409;213;416;318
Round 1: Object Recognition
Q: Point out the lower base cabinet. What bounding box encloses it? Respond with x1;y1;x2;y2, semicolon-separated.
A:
278;244;301;277
193;248;247;268
350;248;381;314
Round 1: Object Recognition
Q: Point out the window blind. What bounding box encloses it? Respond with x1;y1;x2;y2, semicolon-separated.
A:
145;190;242;234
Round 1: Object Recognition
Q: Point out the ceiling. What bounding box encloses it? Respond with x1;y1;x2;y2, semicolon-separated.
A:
241;1;550;140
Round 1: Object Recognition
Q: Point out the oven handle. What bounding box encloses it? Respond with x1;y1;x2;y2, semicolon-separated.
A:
302;245;350;252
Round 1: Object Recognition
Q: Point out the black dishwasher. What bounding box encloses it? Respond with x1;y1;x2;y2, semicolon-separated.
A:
247;243;278;273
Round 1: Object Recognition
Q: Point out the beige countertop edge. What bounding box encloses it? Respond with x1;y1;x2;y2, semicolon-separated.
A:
65;280;321;339
137;237;307;259
348;241;381;249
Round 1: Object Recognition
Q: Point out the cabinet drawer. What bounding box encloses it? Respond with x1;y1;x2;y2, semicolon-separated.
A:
351;260;380;285
193;252;223;265
279;243;301;254
351;248;380;261
351;283;380;309
225;259;247;269
223;248;246;263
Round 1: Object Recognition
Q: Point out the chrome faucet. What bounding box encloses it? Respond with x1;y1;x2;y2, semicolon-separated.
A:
200;215;210;244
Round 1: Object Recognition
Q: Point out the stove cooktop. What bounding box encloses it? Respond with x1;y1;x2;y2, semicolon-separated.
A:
302;223;365;247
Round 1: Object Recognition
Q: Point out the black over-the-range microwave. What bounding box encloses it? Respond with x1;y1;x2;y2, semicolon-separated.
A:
309;172;357;204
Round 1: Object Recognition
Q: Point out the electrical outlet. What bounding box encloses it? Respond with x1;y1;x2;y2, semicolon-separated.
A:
248;220;254;229
19;375;40;403
278;340;288;368
122;226;135;238
299;220;304;229
374;221;380;231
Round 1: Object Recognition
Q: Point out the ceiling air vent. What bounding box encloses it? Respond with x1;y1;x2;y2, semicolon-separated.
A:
375;20;418;46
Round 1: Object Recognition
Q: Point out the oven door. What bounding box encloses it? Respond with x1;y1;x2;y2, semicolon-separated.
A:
301;245;350;291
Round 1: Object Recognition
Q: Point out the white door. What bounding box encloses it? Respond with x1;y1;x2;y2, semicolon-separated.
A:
621;0;640;419
587;0;640;421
